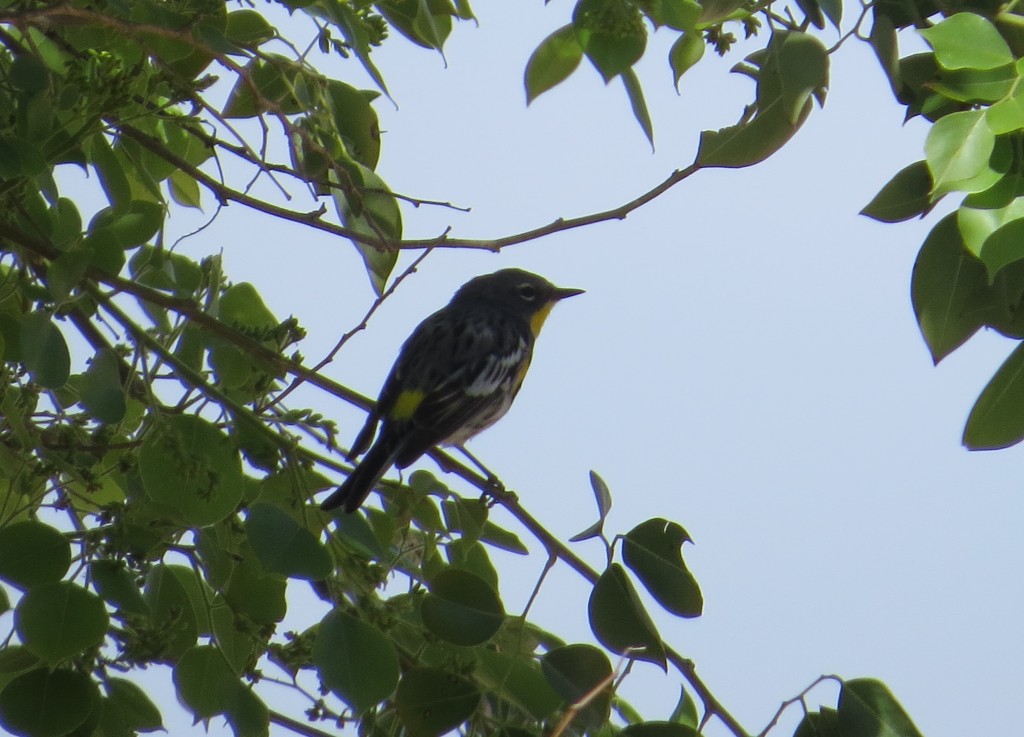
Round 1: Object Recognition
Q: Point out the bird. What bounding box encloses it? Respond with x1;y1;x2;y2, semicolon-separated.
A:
320;268;584;513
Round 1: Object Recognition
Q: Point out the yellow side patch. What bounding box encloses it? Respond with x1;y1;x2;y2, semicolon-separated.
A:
530;302;556;336
391;389;426;420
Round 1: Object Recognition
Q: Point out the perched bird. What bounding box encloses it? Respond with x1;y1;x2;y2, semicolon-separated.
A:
320;268;584;513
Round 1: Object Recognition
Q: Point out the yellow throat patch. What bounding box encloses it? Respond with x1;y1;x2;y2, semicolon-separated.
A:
530;301;556;336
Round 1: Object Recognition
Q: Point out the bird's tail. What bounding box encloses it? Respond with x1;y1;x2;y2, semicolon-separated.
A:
320;440;400;513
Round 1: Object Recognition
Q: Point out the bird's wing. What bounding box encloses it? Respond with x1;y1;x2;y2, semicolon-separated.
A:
383;311;530;466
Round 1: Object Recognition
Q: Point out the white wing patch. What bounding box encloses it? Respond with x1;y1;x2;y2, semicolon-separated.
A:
465;338;527;397
441;337;530;446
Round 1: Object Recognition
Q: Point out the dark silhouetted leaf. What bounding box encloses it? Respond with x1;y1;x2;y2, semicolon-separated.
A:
0;520;70;589
396;667;480;737
15;582;109;663
623;518;702;618
588;564;666;668
421;568;504;646
314;610;400;714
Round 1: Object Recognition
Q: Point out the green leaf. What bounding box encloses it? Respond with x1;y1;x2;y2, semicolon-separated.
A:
570;469;612;542
441;497;487;542
210;605;257;675
925;109;995;196
219;281;277;328
0;136;45;180
223;540;287;624
225;9;275;47
525;25;583;103
837;679;924;737
20;311;70;389
794;708;841;737
966;206;1024;278
15;581;109;663
987;82;1024;134
90;561;150;617
88;201;164;249
105;678;164;732
620;723;699;737
0;520;71;589
621;69;654;147
977;218;1024;280
958;184;1024;260
395;667;480;737
573;0;646;82
143;564;200;659
669;32;705;91
49;197;83;251
622;518;703;618
645;0;701;30
869;13;899;96
327;80;381;169
140;414;245;527
376;0;453;52
421;568;505;646
313;610;400;714
540;644;613;732
223;56;304;118
87;134;132;211
479;521;529;554
196;527;237;590
129;245;203;296
173;646;237;720
669;686;699;729
168;169;203;208
794;0;824;28
322;0;391;97
920;13;1013;71
861;161;934;223
245;503;331;580
911;214;986;364
223;684;269;737
145;565;210;637
475;648;561;720
0;669;98;737
698;0;746;24
445;538;498;588
329;510;390;559
10;55;49;95
818;0;842;29
696;94;806;167
776;32;830;123
46;248;91;305
76;349;126;424
0;647;40;692
697;32;827;168
963;338;1024;449
333;166;402;294
928;65;1016;104
588;564;666;668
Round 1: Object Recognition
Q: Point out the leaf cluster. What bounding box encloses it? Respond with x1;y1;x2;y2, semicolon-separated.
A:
0;1;956;737
861;8;1024;448
524;0;838;147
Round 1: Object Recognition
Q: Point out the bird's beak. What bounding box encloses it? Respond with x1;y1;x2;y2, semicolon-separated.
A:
553;286;585;301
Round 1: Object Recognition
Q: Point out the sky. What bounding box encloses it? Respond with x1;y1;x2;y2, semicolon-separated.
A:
67;2;1024;736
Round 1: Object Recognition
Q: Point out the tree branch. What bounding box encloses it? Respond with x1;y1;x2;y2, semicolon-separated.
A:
425;451;751;737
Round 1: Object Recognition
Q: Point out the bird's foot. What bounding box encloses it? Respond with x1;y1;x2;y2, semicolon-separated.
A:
480;476;517;507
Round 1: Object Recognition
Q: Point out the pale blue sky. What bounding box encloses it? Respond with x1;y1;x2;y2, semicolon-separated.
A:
83;3;1023;736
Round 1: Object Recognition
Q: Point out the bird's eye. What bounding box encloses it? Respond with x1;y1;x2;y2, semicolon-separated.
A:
517;283;537;301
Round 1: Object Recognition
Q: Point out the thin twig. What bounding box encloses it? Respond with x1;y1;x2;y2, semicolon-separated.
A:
755;674;841;737
263;246;436;410
269;710;337;737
